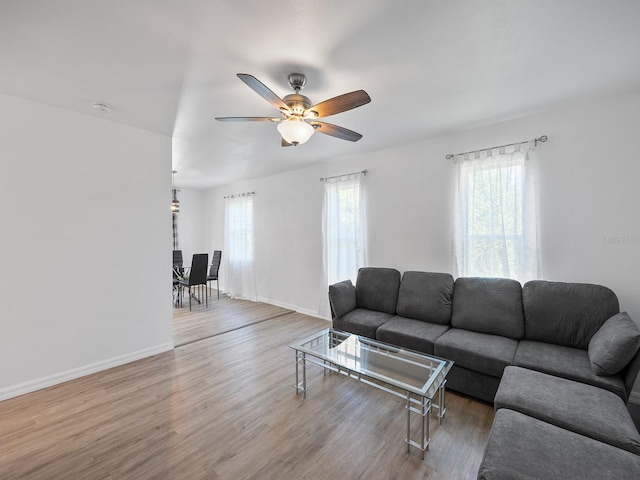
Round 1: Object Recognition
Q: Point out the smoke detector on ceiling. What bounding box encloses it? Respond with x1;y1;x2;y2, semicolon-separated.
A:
92;102;111;113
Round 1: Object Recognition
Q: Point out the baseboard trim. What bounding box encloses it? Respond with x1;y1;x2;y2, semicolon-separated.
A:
257;297;331;322
296;307;331;321
629;391;640;405
0;342;174;402
257;296;297;312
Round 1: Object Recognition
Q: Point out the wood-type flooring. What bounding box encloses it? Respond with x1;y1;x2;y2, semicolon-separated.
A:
172;289;292;346
0;299;494;479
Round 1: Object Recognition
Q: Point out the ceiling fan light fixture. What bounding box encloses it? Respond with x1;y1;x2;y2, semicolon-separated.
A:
172;192;180;213
277;118;314;145
216;73;370;146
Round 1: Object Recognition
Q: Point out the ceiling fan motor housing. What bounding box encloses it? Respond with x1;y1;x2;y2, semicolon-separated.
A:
283;93;312;115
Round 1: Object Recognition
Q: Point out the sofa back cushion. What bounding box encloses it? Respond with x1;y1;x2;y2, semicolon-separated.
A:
396;271;454;324
451;277;524;339
355;267;401;315
522;280;619;349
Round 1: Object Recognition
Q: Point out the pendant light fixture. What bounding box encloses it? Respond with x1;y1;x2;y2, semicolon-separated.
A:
171;170;179;213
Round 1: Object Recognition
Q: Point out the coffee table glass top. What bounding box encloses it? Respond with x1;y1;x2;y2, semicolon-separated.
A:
290;328;453;399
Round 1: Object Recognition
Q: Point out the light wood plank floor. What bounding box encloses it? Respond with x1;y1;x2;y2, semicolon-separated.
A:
172;289;292;346
1;303;494;479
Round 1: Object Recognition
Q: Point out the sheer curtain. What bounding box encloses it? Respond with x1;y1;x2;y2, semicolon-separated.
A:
453;143;540;283
319;172;366;317
223;193;257;301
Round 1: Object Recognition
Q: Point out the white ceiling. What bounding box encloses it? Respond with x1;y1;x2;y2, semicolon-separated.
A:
2;0;640;189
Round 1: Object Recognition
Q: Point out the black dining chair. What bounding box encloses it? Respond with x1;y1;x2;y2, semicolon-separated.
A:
178;253;209;310
172;250;184;271
207;250;222;300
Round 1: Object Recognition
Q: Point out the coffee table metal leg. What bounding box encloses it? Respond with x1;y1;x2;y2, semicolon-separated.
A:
423;396;429;458
295;350;307;397
406;392;411;453
439;382;446;424
406;393;431;458
432;379;447;424
295;350;299;394
302;352;306;398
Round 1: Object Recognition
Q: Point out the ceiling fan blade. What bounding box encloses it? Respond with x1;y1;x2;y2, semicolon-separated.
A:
305;90;371;118
281;138;293;147
310;121;363;142
237;73;291;113
215;117;279;122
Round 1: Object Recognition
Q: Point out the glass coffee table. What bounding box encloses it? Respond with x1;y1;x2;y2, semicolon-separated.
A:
290;328;453;459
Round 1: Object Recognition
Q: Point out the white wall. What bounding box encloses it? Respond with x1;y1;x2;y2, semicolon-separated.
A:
175;188;207;263
0;94;173;400
203;89;640;394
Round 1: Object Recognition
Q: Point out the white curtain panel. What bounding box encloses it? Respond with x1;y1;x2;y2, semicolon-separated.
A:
319;172;366;317
223;193;258;301
453;143;540;283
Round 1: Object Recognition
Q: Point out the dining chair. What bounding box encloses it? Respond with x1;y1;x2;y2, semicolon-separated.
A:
207;250;222;300
178;253;209;310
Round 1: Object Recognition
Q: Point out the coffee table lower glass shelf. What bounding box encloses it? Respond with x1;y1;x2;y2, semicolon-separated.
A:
289;328;453;459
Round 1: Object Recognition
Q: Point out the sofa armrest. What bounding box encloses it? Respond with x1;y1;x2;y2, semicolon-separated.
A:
328;280;356;320
624;344;640;402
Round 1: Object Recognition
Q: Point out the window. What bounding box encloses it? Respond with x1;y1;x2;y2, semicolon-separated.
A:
319;172;366;316
224;192;257;300
227;195;254;263
453;144;539;282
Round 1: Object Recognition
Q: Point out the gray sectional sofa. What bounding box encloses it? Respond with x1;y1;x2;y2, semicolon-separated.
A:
328;267;640;479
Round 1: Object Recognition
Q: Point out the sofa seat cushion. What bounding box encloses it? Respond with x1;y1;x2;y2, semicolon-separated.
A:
434;329;517;378
514;340;627;399
496;366;640;454
451;277;524;339
395;271;453;324
333;308;393;339
375;316;449;355
478;409;640;480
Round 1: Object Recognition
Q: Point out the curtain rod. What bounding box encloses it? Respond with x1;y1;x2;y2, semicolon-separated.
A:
319;169;367;182
445;135;548;160
224;191;255;199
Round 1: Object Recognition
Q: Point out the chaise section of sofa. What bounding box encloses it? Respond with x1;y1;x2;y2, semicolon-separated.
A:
495;366;640;455
513;280;633;400
434;277;524;402
480;315;640;479
478;409;640;480
375;271;453;355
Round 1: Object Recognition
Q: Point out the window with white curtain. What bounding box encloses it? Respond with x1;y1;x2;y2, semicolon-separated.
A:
319;172;366;316
224;192;257;301
453;143;540;283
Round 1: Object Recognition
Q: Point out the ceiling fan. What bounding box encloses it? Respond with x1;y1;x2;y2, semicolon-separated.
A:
215;73;371;146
